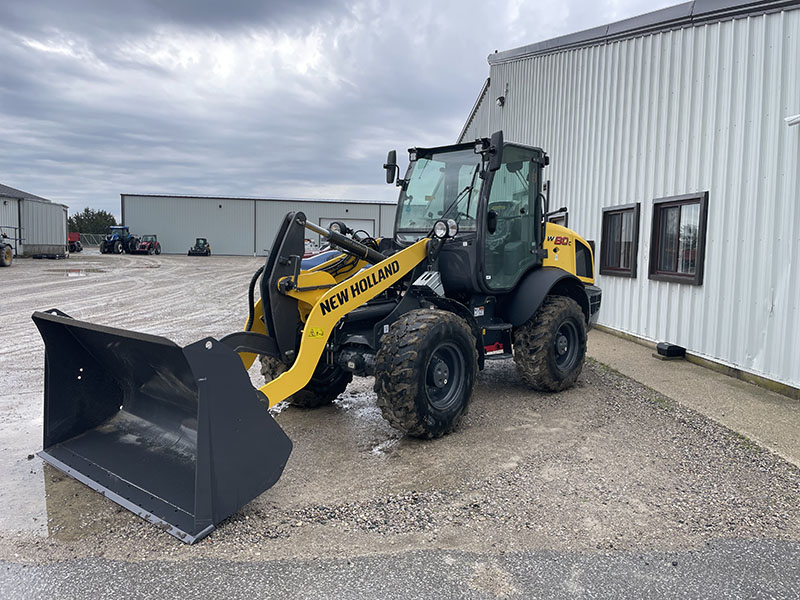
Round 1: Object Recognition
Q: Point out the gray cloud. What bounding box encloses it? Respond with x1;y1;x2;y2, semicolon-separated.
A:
0;0;676;218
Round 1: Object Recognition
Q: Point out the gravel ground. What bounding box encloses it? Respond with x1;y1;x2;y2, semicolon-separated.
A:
0;253;798;596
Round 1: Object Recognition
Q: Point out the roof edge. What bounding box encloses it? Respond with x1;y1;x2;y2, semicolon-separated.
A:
488;0;800;64
457;77;491;144
120;193;397;205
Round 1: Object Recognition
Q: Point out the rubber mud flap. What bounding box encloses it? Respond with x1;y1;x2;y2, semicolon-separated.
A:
32;310;292;544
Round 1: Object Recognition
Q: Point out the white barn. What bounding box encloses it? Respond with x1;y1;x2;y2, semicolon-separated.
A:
121;194;397;256
0;184;69;257
460;0;800;393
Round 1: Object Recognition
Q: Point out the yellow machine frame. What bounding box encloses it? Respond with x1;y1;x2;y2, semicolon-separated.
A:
241;238;430;407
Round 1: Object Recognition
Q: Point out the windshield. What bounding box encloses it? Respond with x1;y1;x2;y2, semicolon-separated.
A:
142;235;156;242
395;148;482;241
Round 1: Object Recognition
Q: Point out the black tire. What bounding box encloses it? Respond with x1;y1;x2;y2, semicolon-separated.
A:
0;245;12;267
113;240;122;254
147;245;154;255
259;355;352;408
206;249;211;256
100;243;107;254
513;295;586;392
154;244;161;255
374;309;477;439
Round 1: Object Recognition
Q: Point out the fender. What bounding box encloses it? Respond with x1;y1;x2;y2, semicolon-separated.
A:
501;267;588;327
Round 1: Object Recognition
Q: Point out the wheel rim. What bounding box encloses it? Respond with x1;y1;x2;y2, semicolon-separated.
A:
424;342;465;411
554;319;581;373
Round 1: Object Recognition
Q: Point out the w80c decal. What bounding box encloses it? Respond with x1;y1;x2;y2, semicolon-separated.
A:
546;235;571;246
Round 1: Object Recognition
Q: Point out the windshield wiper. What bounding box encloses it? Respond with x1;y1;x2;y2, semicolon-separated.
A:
440;185;473;223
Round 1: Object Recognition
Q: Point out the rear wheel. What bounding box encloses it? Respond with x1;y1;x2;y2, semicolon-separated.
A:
154;245;161;255
0;246;12;267
260;355;352;408
513;295;586;392
374;309;477;439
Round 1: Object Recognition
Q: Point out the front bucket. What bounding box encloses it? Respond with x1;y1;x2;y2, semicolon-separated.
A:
32;310;292;543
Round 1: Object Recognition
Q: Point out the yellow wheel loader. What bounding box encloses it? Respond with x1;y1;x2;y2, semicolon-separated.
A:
32;131;601;543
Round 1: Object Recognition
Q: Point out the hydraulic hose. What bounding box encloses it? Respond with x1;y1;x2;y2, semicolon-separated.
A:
245;264;265;331
303;221;386;265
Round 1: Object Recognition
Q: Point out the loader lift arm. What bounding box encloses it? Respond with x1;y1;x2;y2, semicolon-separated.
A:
234;211;430;408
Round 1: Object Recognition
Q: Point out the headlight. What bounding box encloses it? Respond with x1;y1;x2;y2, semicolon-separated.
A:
329;222;342;234
433;220;449;239
447;219;459;238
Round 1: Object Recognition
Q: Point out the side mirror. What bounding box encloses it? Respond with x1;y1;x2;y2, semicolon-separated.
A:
488;131;504;172
384;150;397;184
487;210;498;234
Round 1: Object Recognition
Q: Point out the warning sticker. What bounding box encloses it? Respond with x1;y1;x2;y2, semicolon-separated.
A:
306;327;325;338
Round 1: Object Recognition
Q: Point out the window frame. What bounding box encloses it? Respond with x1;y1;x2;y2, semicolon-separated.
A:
648;191;709;285
600;202;640;278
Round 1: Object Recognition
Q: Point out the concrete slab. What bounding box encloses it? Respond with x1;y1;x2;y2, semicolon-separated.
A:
588;329;800;467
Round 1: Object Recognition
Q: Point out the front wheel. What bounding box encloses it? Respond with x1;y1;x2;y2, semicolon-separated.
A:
513;296;586;392
113;240;122;254
147;245;154;255
0;246;12;267
374;309;477;439
260;355;352;408
154;245;161;255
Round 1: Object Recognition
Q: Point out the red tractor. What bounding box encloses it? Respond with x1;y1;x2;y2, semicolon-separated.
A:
67;232;83;253
132;234;162;255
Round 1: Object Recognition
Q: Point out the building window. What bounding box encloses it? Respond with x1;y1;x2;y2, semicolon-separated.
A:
600;203;640;277
648;192;709;285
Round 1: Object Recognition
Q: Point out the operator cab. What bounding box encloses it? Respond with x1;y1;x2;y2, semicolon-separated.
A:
386;134;547;296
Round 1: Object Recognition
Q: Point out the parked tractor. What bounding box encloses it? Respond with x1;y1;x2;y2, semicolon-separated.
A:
1;232;12;267
32;131;600;543
100;226;138;254
188;237;211;256
67;232;83;253
133;234;162;255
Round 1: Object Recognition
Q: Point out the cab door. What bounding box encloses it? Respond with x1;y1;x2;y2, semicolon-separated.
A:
482;146;543;291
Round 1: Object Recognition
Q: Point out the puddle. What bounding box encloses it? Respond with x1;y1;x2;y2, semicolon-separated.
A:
45;268;107;277
370;437;401;456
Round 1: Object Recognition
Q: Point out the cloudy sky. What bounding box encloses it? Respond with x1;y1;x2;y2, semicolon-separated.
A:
1;0;675;218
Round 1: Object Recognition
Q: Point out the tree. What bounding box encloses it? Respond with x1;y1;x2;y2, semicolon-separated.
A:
68;208;117;233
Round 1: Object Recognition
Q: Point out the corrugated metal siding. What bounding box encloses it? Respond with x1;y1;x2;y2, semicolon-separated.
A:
460;9;800;389
124;195;255;255
380;203;398;237
254;200;386;255
459;78;492;143
19;199;67;255
124;195;396;256
0;198;19;235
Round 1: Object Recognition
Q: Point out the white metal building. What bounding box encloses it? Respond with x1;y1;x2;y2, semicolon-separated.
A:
0;184;69;257
460;0;800;392
121;194;397;256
